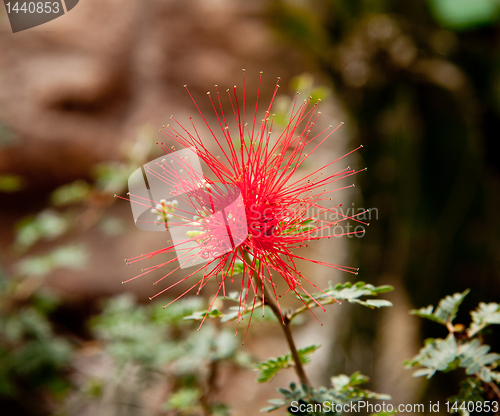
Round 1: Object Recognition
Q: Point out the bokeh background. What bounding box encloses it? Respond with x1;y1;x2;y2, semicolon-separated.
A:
1;0;499;415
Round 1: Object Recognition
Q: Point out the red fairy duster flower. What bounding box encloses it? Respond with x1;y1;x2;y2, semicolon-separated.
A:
119;72;366;328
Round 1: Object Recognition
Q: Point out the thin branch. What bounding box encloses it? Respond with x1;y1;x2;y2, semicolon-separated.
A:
288;298;338;322
262;283;312;387
243;251;311;388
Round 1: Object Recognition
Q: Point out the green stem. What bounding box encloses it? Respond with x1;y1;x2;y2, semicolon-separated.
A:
243;251;311;388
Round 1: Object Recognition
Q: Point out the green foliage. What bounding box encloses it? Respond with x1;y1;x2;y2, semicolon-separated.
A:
83;378;104;398
92;127;155;194
177;279;392;414
407;290;500;414
262;372;390;414
163;387;202;413
90;294;246;415
0;174;24;192
183;289;275;324
458;339;500;380
91;294;178;369
448;378;484;412
14;210;70;252
269;2;329;57
272;74;330;130
2;129;232;414
410;290;469;326
256;345;320;383
233;136;259;151
291;74;329;104
15;245;88;277
90;293;244;370
51;180;90;206
97;216;126;236
281;219;317;236
163;386;231;416
185;282;393;326
183;308;224;322
0;281;73;399
296;281;393;314
91;293;244;367
405;334;460;378
6;126;155;302
230;261;245;276
468;302;500;337
92;162;132;194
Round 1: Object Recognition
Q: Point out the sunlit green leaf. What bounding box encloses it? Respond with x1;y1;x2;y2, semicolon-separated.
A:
163;387;201;412
449;377;485;411
468;302;500;337
458;339;500;377
15;245;88;277
183;308;223;321
405;334;459;378
14;210;70;251
429;0;500;31
295;281;394;314
93;162;131;194
256;344;320;383
262;372;390;413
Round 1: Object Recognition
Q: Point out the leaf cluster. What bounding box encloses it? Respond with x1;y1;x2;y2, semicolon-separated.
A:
256;344;320;383
405;334;500;381
90;294;243;373
300;281;394;309
87;293;250;416
406;290;500;414
0;280;73;399
184;282;394;325
410;289;469;327
262;372;390;414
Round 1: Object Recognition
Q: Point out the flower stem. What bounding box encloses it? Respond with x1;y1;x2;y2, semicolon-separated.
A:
263;284;312;387
243;251;311;388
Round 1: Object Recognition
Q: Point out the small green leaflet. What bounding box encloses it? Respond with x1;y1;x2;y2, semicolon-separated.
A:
261;372;390;413
410;289;470;326
256;344;320;383
183;308;223;321
405;334;459;378
458;339;500;381
281;219;317;235
468;302;500;337
184;282;394;325
298;281;394;311
405;332;500;381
